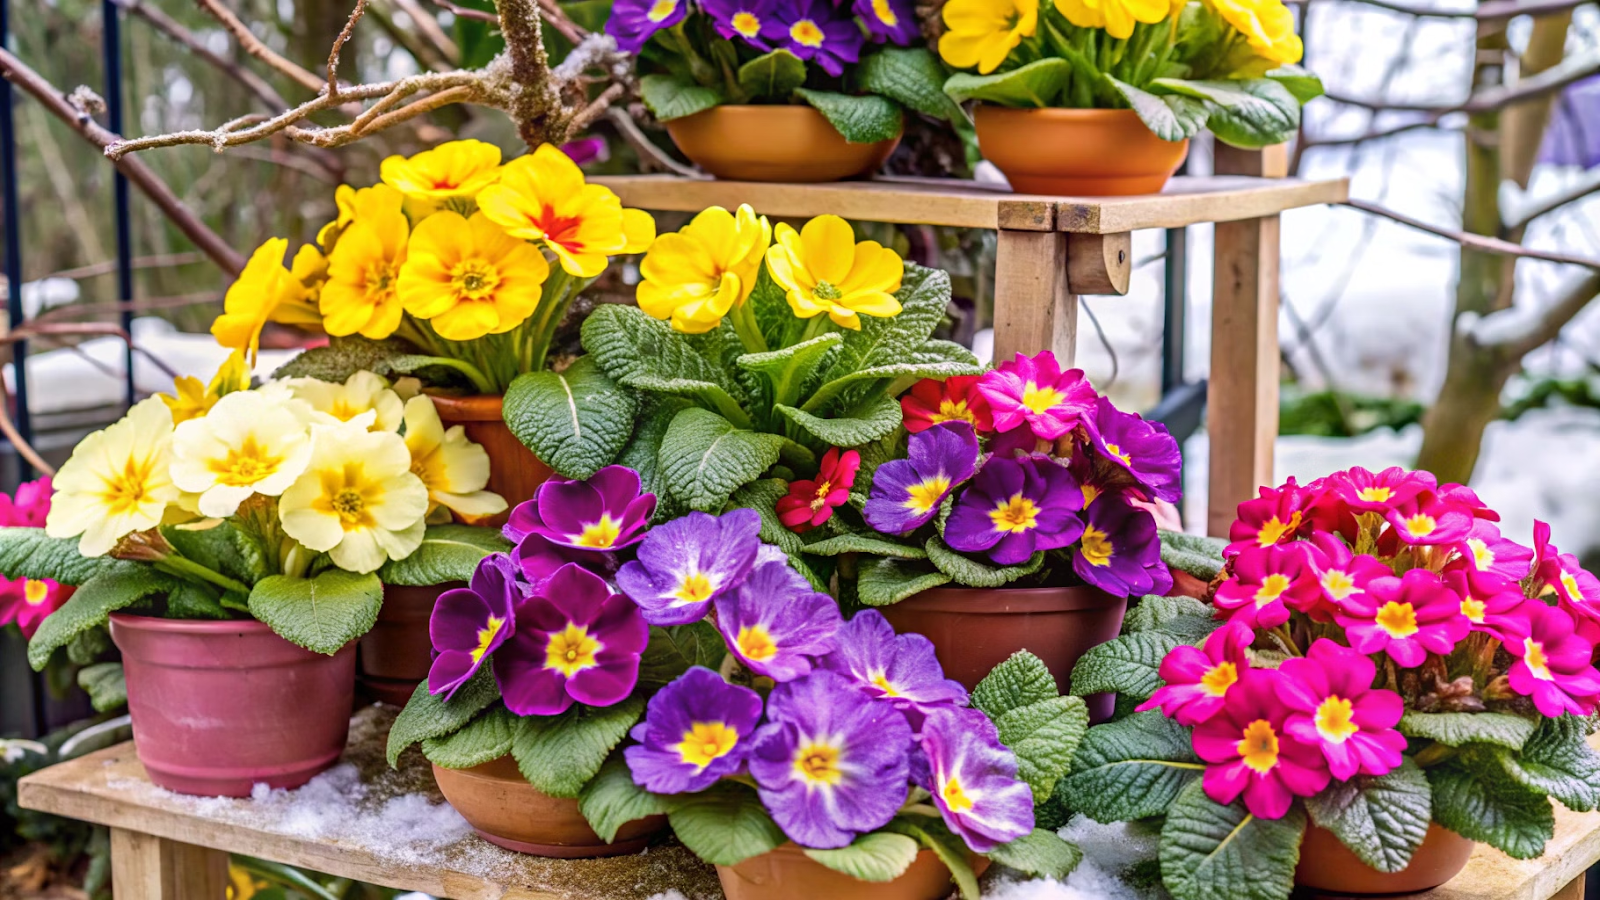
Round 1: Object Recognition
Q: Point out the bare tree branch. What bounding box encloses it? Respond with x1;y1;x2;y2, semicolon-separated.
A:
605;106;702;177
1342;198;1600;270
431;0;497;22
195;0;326;96
115;0;288;109
536;0;590;46
1287;0;1590;22
328;0;369;97
1458;270;1600;356
1323;51;1600;113
1505;170;1600;231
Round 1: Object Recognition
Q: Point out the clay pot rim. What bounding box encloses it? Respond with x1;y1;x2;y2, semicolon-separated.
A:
974;106;1150;124
427;393;505;421
678;103;905;138
896;584;1120;614
109;612;274;635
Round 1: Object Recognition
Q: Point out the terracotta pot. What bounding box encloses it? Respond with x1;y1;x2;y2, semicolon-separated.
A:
429;394;552;516
719;844;955;900
1295;822;1475;894
358;582;459;706
880;585;1127;721
432;757;666;857
109;614;355;797
665;105;901;183
974;107;1189;196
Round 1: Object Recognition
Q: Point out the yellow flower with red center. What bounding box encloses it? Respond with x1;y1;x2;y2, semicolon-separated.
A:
321;201;410;340
475;144;655;278
397;211;552;341
940;0;1039;74
211;239;309;363
765;215;903;330
638;204;771;334
380;139;503;203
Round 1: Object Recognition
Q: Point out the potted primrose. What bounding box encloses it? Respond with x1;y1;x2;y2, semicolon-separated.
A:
937;0;1325;193
0;363;501;797
1058;466;1600;897
608;0;963;181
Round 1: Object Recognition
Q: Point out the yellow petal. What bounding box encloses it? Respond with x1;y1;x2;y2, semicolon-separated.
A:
621;207;657;254
799;215;857;286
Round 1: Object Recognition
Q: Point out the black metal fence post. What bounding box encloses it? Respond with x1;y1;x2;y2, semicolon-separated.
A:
0;0;33;478
102;0;135;407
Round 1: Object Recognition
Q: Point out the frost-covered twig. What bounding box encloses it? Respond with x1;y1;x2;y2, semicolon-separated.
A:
196;0;326;96
1457;271;1600;356
1342;199;1600;271
1323;51;1600;114
1503;169;1600;231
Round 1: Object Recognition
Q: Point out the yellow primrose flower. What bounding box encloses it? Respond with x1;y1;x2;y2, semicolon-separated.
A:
279;422;429;574
45;398;182;557
475;144;656;279
285;371;404;432
401;396;507;523
170;389;314;518
161;349;252;425
211;239;308;363
397;212;552;341
637;204;771;335
940;0;1039;74
266;244;328;329
1211;0;1303;63
380;139;503;203
320;204;409;340
318;183;406;248
1055;0;1168;38
764;215;904;331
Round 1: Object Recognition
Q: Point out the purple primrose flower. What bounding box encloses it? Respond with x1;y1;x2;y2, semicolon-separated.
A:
616;508;762;626
427;553;522;699
504;466;655;552
1086;396;1183;504
716;560;842;682
944;455;1086;565
626;666;765;794
855;0;920;44
760;0;864;77
702;0;775;46
819;609;968;718
864;421;979;535
1073;495;1172;598
604;0;688;54
919;706;1035;852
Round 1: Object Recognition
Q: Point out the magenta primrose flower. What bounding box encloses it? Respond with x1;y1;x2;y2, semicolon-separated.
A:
1442;564;1529;642
493;563;649;716
1505;600;1600;718
1335;569;1470;667
716;560;842;682
1330;466;1433;514
1457;520;1534;582
428;553;523;699
760;0;864;77
918;706;1035;852
626;666;765;794
1227;477;1312;557
615;509;761;626
0;477;50;527
819;609;968;719
944;455;1085;566
1213;543;1322;630
1085;396;1183;504
1385;490;1474;546
1279;640;1406;781
977;351;1098;441
1138;621;1253;726
1531;520;1600;643
1072;495;1172;598
864;421;979;535
603;0;688;53
1303;533;1391;620
0;576;65;639
1192;668;1331;820
515;533;607;591
504;465;655;551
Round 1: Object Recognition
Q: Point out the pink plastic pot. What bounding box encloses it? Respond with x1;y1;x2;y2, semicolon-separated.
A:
109;613;356;797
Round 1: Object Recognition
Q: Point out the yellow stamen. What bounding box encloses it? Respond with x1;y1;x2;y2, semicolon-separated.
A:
1375;601;1419;638
941;776;975;813
988;493;1040;534
1081;526;1113;567
1357;486;1392;503
1237;719;1280;774
1255;512;1302;547
544;624;602;678
22;580;49;607
1461;598;1486;622
575;514;623;549
736;625;778;662
1321;569;1358;601
1402;514;1437;539
672;571;714;606
1020;382;1065;415
675;721;739;769
790;19;825;47
470;616;504;664
731;11;761;36
793;741;842;785
1200;662;1237;697
647;0;678;22
1314;695;1359;743
1524;638;1553;680
903;476;950;515
1254;573;1292;608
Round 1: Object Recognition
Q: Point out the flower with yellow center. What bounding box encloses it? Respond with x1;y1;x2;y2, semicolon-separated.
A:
940;0;1039;74
1374;601;1419;638
285;371;404;432
397;211;552;341
1200;661;1238;696
1254;573;1291;607
989;493;1041;533
675;722;740;770
170;389;315;518
380;139;503;203
211;239;309;363
278;422;429;574
765;215;903;330
161;349;252;425
792;741;843;786
637;204;771;334
1255;511;1302;547
1313;695;1359;743
941;775;976;813
46;398;182;557
1080;525;1114;566
1236;719;1280;773
1209;0;1303;64
1321;568;1358;602
736;625;779;662
1054;0;1169;39
1523;637;1553;680
904;475;953;516
401;396;506;523
475;144;655;278
544;622;603;677
320;202;409;340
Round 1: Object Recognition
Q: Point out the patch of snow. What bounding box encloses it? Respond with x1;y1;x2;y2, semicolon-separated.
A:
985;816;1161;900
645;891;690;900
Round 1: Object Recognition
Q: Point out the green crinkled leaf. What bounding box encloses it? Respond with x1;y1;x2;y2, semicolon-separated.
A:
986;828;1084;880
1481;715;1600;812
738;333;841;405
856;556;950;607
884;817;978;900
925;537;1044;589
163;522;269;586
738;49;807;100
795;88;904;144
802;533;926;559
1154;78;1300;149
727;478;804;555
945;59;1071;107
1398;710;1537;750
579;756;672;843
804;832;920;882
1159;779;1305;900
640;73;725;121
1265;64;1325;103
1070;632;1179;701
667;781;787;866
775;394;903;448
639;625;727;687
164;582;229;620
747;266;799;352
503;358;638;480
1110;78;1208;142
66;626;113;666
581;305;749;424
619;398;692;517
788;551;834;593
816;263;953;389
1060;711;1204;823
802;343;982;416
28;568;175;670
271;335;414;384
0;527;146;587
247;571;382;656
512;696;645;798
1304;759;1432;873
77;662;126;714
857;46;965;122
1158;529;1229;582
387;668;501;766
997;695;1090;802
377;525;509;586
973;650;1059;719
422;705;516;769
660;407;787;512
1123;594;1215;633
1428;760;1554;860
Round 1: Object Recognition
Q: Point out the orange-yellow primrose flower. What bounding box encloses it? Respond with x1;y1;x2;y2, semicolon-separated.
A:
271;244;328;329
637;204;771;334
475;144;655;278
318;183;406;247
940;0;1039;74
211;238;308;363
321;204;409;340
397;212;551;341
380;139;503;203
1210;0;1303;63
160;349;252;425
764;215;904;331
1055;0;1168;38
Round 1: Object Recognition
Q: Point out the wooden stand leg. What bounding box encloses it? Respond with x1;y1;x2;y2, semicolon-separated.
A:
993;229;1078;364
1553;876;1586;900
111;827;229;900
1207;213;1281;537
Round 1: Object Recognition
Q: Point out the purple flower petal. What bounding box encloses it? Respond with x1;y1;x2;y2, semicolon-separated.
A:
427;554;520;699
864;422;979;535
920;706;1035;852
819;609;968;719
617;509;762;625
716;561;842;681
626;667;765;794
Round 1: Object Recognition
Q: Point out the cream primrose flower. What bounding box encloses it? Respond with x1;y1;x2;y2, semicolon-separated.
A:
401;396;507;523
284;371;404;432
279;422;429;574
45;398;182;557
170;390;315;518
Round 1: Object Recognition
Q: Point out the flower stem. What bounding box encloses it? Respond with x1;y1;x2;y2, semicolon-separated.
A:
154;556;250;596
730;301;768;354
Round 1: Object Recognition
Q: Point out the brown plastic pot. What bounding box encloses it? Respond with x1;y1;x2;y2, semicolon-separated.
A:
880;585;1128;721
718;844;955;900
429;394;552;516
974;107;1189;196
665;105;901;183
432;757;666;857
109;614;355;797
1295;822;1475;894
358;582;460;705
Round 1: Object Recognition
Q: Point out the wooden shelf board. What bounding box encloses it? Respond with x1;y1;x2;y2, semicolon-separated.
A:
593;174;1351;234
